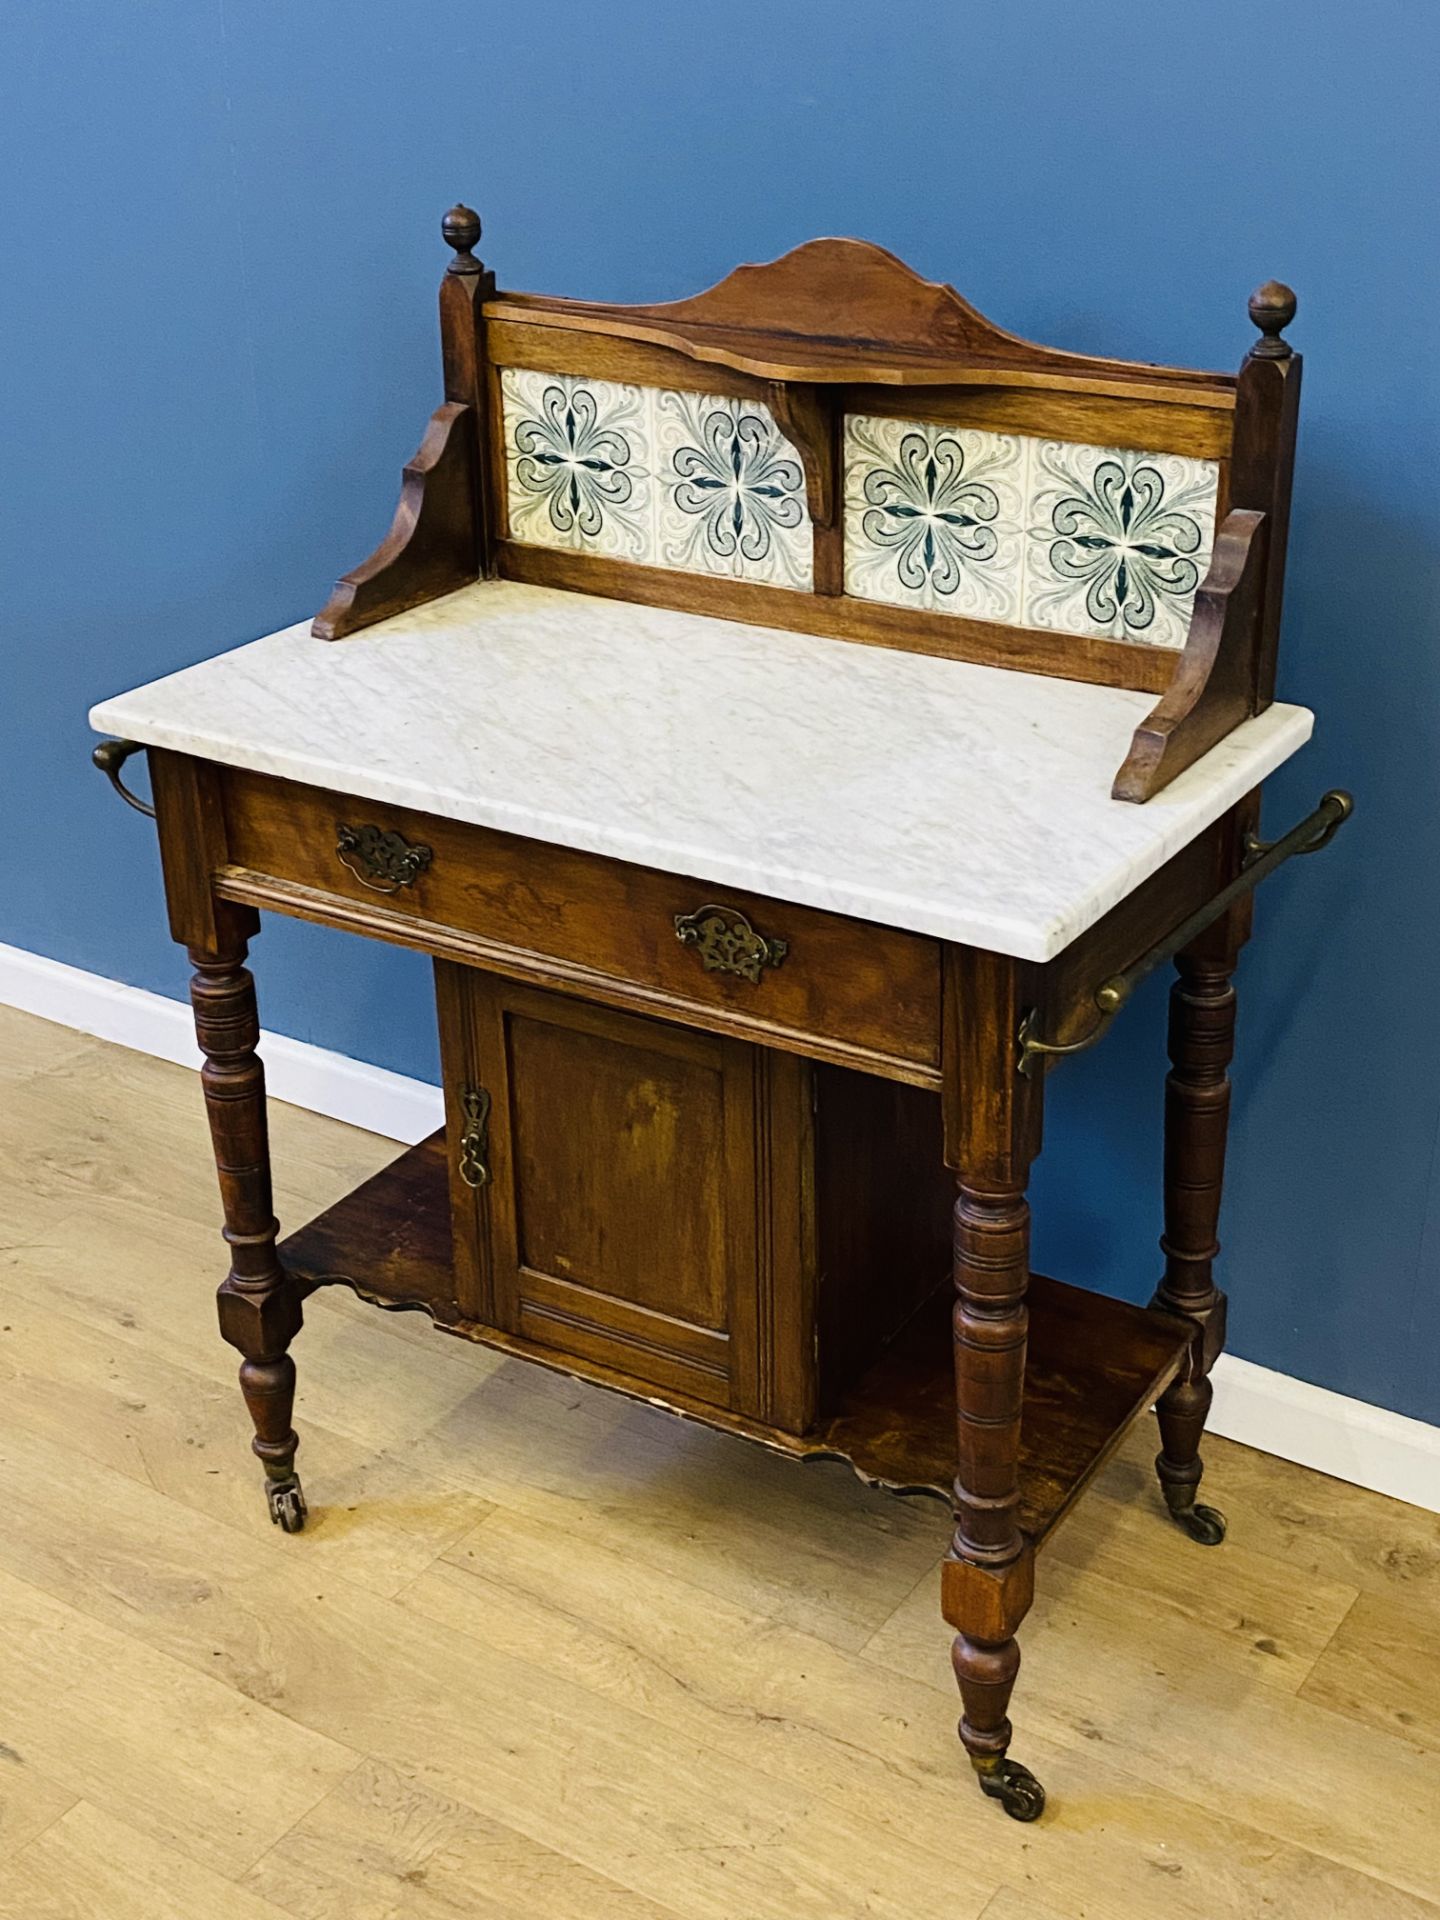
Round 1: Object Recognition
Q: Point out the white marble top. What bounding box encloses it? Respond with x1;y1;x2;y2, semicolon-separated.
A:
90;580;1313;961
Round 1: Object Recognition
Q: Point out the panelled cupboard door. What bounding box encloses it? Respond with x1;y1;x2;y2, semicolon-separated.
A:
435;962;817;1427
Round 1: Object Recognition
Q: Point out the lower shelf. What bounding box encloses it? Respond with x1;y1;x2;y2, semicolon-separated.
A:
281;1134;1190;1547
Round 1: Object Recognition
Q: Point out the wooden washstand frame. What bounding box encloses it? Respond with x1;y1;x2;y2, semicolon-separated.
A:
94;204;1346;1824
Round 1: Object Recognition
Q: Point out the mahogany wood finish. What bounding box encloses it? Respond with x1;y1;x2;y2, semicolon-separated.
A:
439;967;812;1420
279;1131;1189;1526
436;963;951;1432
149;748;251;955
188;939;307;1532
848;381;1234;461
487;238;1236;399
128;207;1314;1825
1037;815;1230;1050
150;750;306;1530
142;723;1273;1819
1150;938;1245;1546
1231;282;1303;710
811;1063;952;1411
1143;792;1253;1546
938;945;1048;1817
1111;507;1269;801
311;400;479;640
765;380;843;593
312;208;1302;804
217;765;943;1085
437;204;498;577
764;382;837;525
479;313;1228;640
312;205;496;640
1114;285;1300;796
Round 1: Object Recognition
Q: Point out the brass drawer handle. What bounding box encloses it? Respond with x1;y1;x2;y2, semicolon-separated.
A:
458;1084;491;1189
674;904;788;984
335;822;433;893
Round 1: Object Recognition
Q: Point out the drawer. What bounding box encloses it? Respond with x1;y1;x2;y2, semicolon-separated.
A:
219;767;941;1078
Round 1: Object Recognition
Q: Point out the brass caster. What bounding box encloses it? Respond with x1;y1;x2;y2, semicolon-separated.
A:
1173;1501;1226;1546
265;1472;307;1533
974;1758;1046;1823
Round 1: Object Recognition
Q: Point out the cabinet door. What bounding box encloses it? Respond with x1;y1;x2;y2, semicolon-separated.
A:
436;962;815;1424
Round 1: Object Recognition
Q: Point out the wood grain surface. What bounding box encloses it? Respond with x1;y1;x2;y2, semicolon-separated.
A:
1;1003;1437;1917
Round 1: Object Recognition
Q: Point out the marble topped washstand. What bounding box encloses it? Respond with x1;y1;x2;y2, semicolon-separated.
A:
88;211;1349;1826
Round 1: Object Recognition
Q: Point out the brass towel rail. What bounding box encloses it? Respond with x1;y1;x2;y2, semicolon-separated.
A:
1016;789;1353;1077
92;738;156;818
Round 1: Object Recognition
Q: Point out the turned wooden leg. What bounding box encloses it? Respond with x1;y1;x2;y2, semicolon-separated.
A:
189;938;307;1532
1151;946;1236;1547
939;948;1046;1819
944;1176;1044;1821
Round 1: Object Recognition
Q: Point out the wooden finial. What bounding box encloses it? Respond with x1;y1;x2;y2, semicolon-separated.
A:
441;203;482;276
1248;280;1297;359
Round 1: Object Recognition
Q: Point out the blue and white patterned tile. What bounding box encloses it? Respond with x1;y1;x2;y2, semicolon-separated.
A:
843;415;1027;621
501;368;654;561
652;390;813;590
1023;441;1219;650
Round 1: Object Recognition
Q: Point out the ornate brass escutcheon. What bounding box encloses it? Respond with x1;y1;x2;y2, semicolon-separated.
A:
674;904;788;984
458;1083;491;1189
335;822;434;893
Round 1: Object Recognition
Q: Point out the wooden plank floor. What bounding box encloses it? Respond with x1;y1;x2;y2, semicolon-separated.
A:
1;1001;1438;1918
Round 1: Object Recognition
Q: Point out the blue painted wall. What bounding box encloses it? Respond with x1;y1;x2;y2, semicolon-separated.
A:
4;2;1437;1420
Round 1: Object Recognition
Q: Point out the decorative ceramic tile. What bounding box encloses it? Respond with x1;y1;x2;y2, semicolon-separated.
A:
652;389;812;589
502;372;814;590
503;375;1219;646
842;414;1220;649
1024;441;1219;650
843;415;1027;620
501;368;653;561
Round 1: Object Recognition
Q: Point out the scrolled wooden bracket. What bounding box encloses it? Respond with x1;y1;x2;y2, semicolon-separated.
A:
764;381;843;591
313;201;497;640
765;381;837;529
1111;507;1269;803
311;399;480;641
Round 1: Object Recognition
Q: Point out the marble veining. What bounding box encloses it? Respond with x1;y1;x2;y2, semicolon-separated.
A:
89;579;1313;962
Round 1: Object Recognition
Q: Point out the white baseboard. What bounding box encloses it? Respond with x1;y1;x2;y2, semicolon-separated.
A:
0;940;443;1142
1209;1352;1440;1515
2;939;1436;1515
